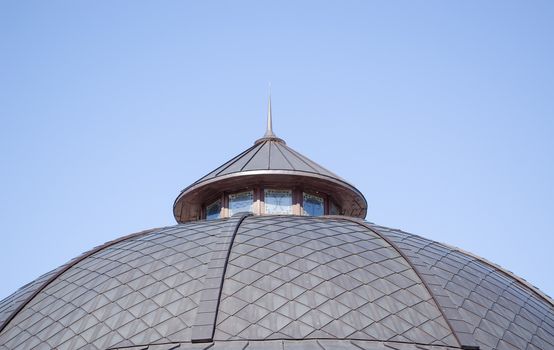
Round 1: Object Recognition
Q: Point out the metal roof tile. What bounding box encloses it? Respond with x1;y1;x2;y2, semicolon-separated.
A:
2;217;553;349
374;224;554;350
214;217;457;346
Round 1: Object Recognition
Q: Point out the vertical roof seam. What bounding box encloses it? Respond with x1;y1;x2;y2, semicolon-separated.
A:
240;141;268;172
267;141;272;170
191;213;252;343
274;143;296;170
328;216;467;349
214;143;261;177
285;145;339;177
440;242;554;307
187;143;260;187
279;143;320;173
384;226;554;308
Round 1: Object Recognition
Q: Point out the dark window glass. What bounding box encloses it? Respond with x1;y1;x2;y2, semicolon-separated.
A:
206;199;221;220
329;201;341;215
303;193;324;216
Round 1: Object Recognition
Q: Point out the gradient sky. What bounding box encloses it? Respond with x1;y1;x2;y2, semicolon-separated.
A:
1;1;553;300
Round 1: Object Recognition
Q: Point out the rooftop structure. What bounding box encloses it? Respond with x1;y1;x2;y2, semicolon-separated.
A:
0;99;552;350
173;96;367;223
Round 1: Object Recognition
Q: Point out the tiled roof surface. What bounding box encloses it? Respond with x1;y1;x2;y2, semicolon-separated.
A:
105;339;464;350
216;216;456;346
0;267;63;327
372;224;554;350
0;221;226;350
0;216;552;350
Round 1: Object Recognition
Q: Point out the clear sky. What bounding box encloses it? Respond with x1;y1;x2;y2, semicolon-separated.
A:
1;1;553;301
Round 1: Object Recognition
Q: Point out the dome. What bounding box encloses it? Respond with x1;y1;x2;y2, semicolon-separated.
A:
1;100;553;350
1;216;553;350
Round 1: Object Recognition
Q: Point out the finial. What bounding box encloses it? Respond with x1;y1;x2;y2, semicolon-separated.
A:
254;85;285;145
264;84;276;138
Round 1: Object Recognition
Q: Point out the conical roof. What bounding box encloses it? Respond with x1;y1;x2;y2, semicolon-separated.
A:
193;137;344;185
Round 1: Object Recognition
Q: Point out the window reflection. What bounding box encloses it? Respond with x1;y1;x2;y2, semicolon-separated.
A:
204;188;341;219
264;189;293;214
228;191;253;216
206;199;222;220
303;193;324;216
329;201;340;215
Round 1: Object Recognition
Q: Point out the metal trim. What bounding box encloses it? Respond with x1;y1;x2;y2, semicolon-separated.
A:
174;170;367;211
191;213;252;343
375;225;554;308
439;239;554;307
329;216;472;349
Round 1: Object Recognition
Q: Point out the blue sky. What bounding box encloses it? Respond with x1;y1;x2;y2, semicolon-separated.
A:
0;1;553;300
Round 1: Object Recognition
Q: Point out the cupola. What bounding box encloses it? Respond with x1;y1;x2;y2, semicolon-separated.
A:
173;97;368;223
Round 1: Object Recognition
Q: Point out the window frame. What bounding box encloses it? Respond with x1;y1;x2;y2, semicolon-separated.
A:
301;191;326;216
227;189;254;216
203;185;342;219
263;188;294;215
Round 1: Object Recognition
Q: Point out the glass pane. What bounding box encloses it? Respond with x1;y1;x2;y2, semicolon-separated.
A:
206;199;221;220
303;193;324;216
329;201;341;215
228;191;253;216
264;189;293;214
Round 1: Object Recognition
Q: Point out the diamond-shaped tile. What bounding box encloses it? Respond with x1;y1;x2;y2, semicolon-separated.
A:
0;221;228;349
376;225;554;350
215;216;457;346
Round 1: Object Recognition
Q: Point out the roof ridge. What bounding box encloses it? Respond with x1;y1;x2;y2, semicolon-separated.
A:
214;143;261;178
277;143;321;174
191;213;252;343
282;143;342;179
191;143;261;186
267;140;272;170
274;142;296;170
326;216;480;350
373;224;554;308
441;241;554;307
240;139;269;172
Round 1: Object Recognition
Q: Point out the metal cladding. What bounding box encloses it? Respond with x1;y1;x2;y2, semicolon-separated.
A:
1;216;553;350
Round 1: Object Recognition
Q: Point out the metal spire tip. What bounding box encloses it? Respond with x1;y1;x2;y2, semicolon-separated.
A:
264;86;276;138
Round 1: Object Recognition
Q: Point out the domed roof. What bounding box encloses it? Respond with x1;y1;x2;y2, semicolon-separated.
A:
1;100;553;350
0;215;552;350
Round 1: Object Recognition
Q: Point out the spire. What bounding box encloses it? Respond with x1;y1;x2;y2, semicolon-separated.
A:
254;86;285;145
264;86;276;138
